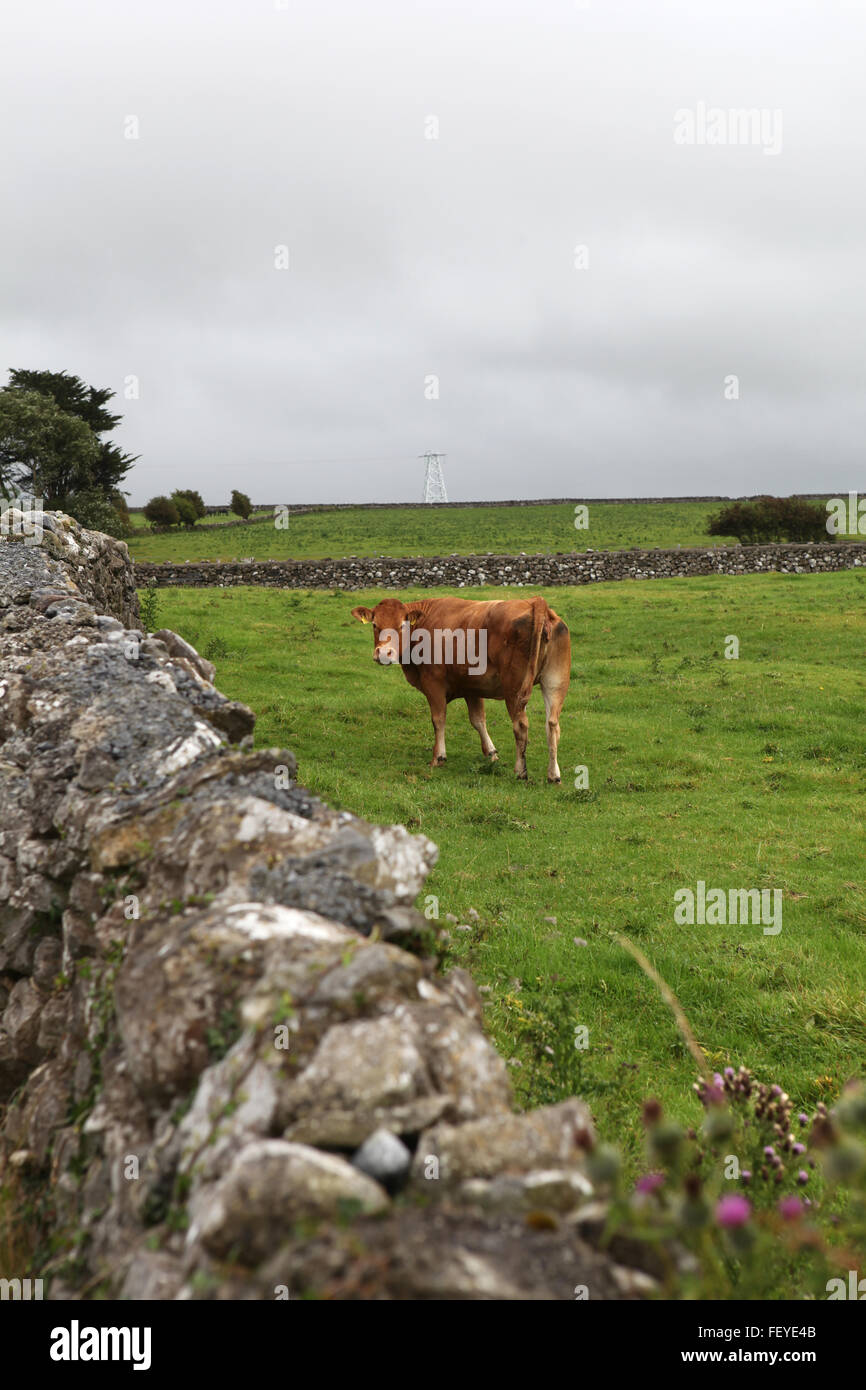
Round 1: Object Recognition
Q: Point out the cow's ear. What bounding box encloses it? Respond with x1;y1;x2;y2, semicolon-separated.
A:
351;606;374;625
404;605;424;628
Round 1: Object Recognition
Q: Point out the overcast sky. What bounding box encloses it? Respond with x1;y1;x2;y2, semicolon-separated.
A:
2;0;864;505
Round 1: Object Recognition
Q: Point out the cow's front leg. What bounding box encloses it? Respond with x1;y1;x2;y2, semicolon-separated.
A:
506;695;529;779
426;689;448;765
466;695;497;760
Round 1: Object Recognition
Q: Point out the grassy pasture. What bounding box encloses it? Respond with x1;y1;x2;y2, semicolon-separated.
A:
148;571;866;1176
126;497;851;565
127;500;749;563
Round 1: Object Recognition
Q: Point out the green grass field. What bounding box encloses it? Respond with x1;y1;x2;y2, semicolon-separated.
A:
127;500;750;563
146;571;866;1176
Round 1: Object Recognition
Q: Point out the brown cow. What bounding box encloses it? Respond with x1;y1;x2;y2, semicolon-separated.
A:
350;594;571;781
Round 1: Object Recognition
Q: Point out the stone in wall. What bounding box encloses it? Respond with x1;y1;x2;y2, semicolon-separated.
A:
0;513;651;1300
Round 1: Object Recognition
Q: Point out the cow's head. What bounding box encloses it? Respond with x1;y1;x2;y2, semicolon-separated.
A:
351;599;424;665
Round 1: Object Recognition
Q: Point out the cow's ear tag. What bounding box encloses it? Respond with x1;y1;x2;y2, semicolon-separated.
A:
361;615;371;625
407;610;421;627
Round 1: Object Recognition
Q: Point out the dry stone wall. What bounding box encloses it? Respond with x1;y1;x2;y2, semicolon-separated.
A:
0;512;652;1301
135;540;866;591
203;494;844;513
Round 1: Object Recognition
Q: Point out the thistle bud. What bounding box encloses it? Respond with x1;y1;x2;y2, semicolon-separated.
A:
702;1108;734;1142
587;1143;621;1187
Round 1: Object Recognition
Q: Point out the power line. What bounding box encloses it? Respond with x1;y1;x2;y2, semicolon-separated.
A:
258;453;421;468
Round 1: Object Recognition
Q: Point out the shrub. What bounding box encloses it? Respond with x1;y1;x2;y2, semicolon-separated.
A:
230;489;252;519
172;488;205;519
776;496;834;543
203;634;229;661
138;581;159;632
708;497;831;545
143;495;180;529
172;494;198;528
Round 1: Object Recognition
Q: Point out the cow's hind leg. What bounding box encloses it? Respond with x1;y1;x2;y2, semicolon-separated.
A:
541;680;567;783
505;693;529;780
540;629;570;784
466;695;497;760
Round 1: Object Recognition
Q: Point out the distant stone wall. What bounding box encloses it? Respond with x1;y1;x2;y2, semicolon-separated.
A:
134;541;866;591
146;512;274;533
0;512;651;1301
201;494;843;513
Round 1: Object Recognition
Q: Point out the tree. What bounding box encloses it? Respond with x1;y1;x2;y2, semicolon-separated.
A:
172;488;205;519
60;488;134;540
111;490;131;524
0;388;100;501
230;489;252;519
7;369;137;495
172;494;198;527
144;495;179;528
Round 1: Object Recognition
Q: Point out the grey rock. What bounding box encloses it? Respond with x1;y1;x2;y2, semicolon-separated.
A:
412;1098;595;1185
457;1168;593;1214
351;1128;411;1192
151;629;216;683
191;1139;389;1263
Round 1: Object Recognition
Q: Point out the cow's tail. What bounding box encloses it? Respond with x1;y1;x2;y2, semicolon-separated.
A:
517;596;552;707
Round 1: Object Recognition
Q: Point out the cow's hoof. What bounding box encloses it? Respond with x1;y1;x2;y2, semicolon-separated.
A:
547;776;561;784
516;771;528;781
433;755;447;766
485;749;498;761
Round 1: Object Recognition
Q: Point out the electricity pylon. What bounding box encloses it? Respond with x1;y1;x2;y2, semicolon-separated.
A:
421;453;448;503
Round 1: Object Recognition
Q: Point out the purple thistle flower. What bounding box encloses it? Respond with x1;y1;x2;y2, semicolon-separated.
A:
778;1195;803;1220
763;1146;776;1158
716;1195;752;1228
741;1170;752;1184
636;1172;665;1194
797;1170;809;1185
792;1142;805;1155
698;1077;726;1107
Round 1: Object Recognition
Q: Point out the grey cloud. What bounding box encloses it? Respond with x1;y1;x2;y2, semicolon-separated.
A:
1;0;863;505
